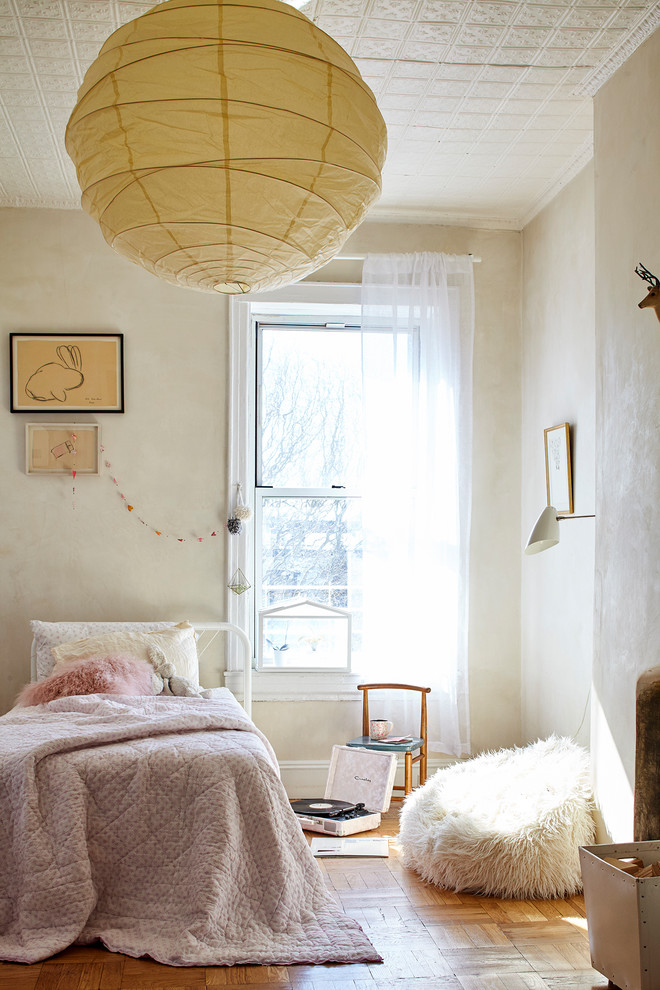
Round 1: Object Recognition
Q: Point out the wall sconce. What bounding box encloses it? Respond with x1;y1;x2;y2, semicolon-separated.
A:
524;506;595;555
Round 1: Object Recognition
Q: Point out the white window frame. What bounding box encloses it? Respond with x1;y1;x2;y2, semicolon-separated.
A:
254;486;362;671
225;284;366;701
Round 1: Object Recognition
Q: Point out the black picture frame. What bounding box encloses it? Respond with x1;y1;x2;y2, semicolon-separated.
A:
10;332;124;413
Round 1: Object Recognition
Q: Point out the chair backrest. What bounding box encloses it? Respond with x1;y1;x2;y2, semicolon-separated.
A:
358;682;431;740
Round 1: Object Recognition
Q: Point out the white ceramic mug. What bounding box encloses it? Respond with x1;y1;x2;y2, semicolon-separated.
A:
369;718;393;741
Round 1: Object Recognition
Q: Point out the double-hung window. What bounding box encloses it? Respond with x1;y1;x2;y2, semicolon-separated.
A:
255;322;363;672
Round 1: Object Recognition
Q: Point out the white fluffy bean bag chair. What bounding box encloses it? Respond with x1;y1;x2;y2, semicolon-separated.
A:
398;736;595;899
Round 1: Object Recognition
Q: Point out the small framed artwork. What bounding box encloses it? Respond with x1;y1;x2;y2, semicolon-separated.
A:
26;423;100;476
10;332;124;413
544;423;573;515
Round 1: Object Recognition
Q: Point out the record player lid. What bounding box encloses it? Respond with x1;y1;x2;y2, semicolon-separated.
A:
324;745;397;812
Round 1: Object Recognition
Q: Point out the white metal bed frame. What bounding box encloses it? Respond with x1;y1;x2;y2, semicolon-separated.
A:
194;621;252;718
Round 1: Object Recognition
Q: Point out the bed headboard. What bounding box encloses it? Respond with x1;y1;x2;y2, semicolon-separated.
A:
30;620;252;718
194;622;252;717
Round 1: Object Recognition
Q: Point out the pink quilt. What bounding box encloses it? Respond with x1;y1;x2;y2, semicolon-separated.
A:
0;691;380;967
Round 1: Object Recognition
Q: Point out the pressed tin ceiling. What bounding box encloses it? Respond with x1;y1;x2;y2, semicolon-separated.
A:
0;0;659;229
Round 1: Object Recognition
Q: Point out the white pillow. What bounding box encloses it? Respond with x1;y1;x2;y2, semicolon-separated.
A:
30;620;185;682
49;622;199;687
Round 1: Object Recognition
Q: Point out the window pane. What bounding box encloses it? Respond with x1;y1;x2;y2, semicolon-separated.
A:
259;495;362;668
259;327;363;488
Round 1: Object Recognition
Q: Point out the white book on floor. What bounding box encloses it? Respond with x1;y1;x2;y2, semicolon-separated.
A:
311;836;389;857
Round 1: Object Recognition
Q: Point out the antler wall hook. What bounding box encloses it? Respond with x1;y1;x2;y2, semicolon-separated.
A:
635;263;660;322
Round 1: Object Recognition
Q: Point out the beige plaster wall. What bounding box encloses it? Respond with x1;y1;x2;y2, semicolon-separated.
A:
592;26;660;840
520;164;595;750
0;210;522;781
0;208;229;714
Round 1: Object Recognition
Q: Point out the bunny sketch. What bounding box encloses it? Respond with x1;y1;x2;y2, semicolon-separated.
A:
25;345;84;402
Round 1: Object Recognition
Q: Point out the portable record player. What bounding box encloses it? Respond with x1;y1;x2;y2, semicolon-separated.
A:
291;745;397;835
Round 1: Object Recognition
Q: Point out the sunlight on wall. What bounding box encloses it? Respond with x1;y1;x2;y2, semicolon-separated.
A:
591;687;633;842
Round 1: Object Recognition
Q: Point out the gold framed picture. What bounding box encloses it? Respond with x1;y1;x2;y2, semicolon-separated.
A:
544;423;573;515
25;423;100;476
10;332;124;413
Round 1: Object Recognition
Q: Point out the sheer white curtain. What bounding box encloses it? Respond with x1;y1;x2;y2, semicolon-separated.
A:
359;252;474;757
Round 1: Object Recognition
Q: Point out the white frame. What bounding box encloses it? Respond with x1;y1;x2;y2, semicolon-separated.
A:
25;422;100;475
227;287;366;701
257;597;352;672
254;318;363;667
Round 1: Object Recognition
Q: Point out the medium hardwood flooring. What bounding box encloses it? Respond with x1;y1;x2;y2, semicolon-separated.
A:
0;810;610;990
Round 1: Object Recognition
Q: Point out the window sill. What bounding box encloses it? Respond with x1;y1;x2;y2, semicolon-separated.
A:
224;668;364;702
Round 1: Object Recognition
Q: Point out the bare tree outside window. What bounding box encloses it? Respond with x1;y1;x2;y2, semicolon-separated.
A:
257;326;363;669
259;327;363;488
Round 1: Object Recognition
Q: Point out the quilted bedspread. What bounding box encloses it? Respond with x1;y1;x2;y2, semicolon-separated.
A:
0;691;380;966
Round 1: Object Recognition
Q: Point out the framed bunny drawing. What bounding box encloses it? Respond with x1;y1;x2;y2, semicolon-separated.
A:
10;333;124;413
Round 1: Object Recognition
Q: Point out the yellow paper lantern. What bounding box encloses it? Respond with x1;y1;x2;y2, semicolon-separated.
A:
65;0;387;294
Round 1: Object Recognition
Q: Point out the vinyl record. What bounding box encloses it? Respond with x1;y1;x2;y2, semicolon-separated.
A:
290;798;356;817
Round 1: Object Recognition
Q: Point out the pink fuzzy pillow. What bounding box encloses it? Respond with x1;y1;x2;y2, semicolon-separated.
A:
17;653;156;706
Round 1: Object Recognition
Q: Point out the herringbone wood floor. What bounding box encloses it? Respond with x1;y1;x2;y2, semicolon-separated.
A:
0;810;610;990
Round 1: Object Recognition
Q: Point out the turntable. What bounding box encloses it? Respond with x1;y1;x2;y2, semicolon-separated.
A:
290;798;380;835
291;746;397;835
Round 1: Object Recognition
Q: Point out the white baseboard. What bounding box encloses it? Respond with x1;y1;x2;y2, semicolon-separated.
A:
279;756;455;798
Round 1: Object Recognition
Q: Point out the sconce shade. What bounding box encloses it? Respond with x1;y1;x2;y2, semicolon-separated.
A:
525;505;560;555
65;0;387;295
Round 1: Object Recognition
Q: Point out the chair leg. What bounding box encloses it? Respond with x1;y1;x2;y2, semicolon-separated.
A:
420;746;427;786
404;751;413;795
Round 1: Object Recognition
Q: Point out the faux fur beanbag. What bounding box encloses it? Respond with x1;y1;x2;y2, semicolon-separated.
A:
17;654;156;706
398;736;595;899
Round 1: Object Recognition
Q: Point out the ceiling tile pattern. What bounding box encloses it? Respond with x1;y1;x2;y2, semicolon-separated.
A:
0;0;658;227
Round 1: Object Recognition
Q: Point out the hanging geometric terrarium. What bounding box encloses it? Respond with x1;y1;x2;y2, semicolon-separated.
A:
228;568;251;595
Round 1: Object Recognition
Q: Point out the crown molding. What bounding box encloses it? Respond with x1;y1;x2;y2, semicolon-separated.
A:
572;6;660;98
0;197;80;210
3;193;525;231
366;205;522;231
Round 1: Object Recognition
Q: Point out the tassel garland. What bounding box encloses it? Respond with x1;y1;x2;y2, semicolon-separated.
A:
102;449;219;542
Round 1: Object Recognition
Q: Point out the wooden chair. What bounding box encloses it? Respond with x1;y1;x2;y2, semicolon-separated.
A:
346;683;431;800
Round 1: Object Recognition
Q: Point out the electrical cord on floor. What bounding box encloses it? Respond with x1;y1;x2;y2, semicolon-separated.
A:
572;688;591;743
